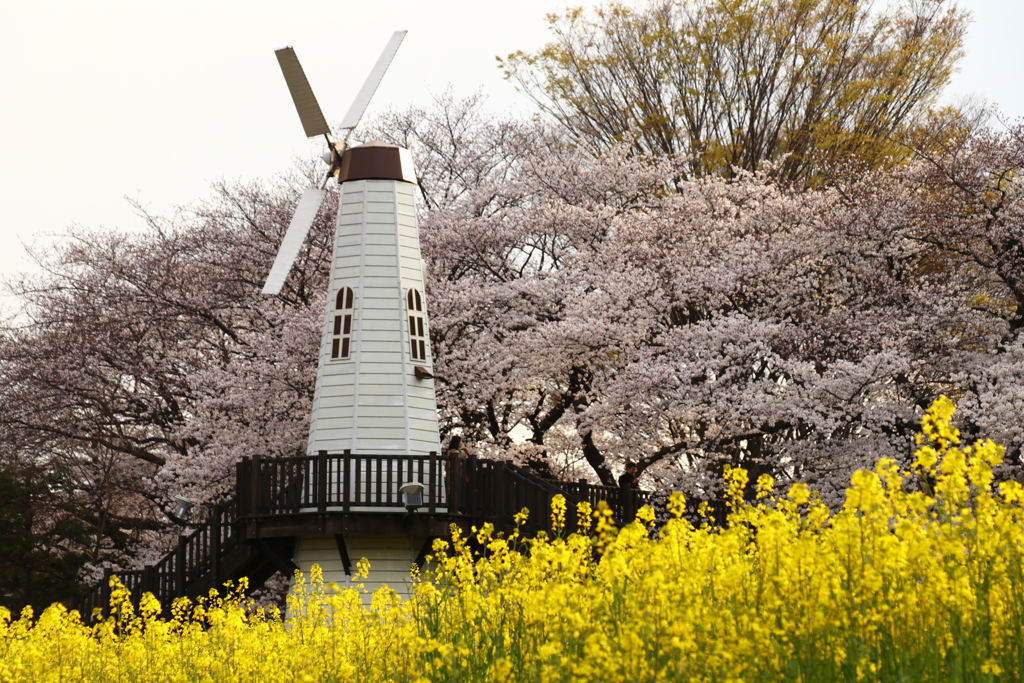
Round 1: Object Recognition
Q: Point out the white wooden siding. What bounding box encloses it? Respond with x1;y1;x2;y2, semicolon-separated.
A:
290;534;429;602
307;179;440;457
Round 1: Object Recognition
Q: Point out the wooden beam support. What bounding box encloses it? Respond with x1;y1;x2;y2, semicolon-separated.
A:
254;539;299;577
334;534;352;576
413;537;437;570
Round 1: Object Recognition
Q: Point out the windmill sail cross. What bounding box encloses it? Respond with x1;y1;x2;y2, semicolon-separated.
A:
265;32;409;298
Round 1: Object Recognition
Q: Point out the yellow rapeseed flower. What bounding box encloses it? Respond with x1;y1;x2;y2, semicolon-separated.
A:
1;397;1022;682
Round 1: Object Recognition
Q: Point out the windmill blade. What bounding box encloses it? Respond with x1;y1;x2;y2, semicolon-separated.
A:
262;188;328;295
339;30;407;131
275;47;331;138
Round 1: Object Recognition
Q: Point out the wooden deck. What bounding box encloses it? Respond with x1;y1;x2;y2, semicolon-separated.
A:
70;452;648;619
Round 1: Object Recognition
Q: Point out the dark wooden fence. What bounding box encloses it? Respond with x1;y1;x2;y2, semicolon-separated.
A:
237;451;647;532
449;457;649;535
70;452;649;618
236;451;446;516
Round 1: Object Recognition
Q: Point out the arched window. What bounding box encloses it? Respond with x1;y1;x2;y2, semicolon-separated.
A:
331;287;355;360
406;288;426;362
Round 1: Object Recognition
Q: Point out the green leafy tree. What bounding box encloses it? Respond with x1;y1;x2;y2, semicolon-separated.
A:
502;0;968;182
0;462;90;613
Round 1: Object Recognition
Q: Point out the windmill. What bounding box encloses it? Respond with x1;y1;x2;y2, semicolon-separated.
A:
263;32;443;596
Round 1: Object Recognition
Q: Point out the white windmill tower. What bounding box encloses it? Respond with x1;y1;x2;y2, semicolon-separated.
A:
263;32;442;595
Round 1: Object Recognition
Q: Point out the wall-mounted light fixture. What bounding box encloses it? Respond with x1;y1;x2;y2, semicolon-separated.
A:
400;481;425;511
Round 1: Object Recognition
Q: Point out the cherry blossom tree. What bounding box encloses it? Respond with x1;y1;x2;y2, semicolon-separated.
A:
1;95;1022;574
0;171;334;567
906;121;1024;471
409;113;1024;507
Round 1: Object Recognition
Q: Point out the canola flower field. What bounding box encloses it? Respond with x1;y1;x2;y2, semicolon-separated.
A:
3;397;1024;682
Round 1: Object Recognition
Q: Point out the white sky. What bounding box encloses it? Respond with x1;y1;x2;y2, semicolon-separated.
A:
1;0;1021;298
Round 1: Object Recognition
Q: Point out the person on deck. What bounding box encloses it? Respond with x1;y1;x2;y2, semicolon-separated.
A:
446;435;472;512
618;461;639;490
446;435;472;459
618;461;640;523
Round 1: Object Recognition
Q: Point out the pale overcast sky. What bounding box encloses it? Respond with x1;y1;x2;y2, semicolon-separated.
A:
1;0;1021;298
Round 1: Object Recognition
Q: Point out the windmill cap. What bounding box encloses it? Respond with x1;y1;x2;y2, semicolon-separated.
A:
338;141;416;184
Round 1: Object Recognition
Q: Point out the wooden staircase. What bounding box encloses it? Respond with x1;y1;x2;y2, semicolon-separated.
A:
70;502;300;620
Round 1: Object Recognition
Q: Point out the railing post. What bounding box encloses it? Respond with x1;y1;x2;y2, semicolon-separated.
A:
251;454;261;516
316;450;328;534
287;457;300;512
158;560;171;615
450;455;462;514
625;487;638;525
576;479;589;532
468;455;480;514
211;505;222;586
141;564;153;598
495;461;507;525
317;450;328;514
428;451;437;514
539;488;547;532
236;459;247;517
342;450;351;513
176;535;187;599
539;487;548;534
100;567;112;618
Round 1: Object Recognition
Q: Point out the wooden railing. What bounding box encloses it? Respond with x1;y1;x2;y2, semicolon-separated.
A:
450;457;649;535
238;451;647;530
70;452;649;618
236;451;446;516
